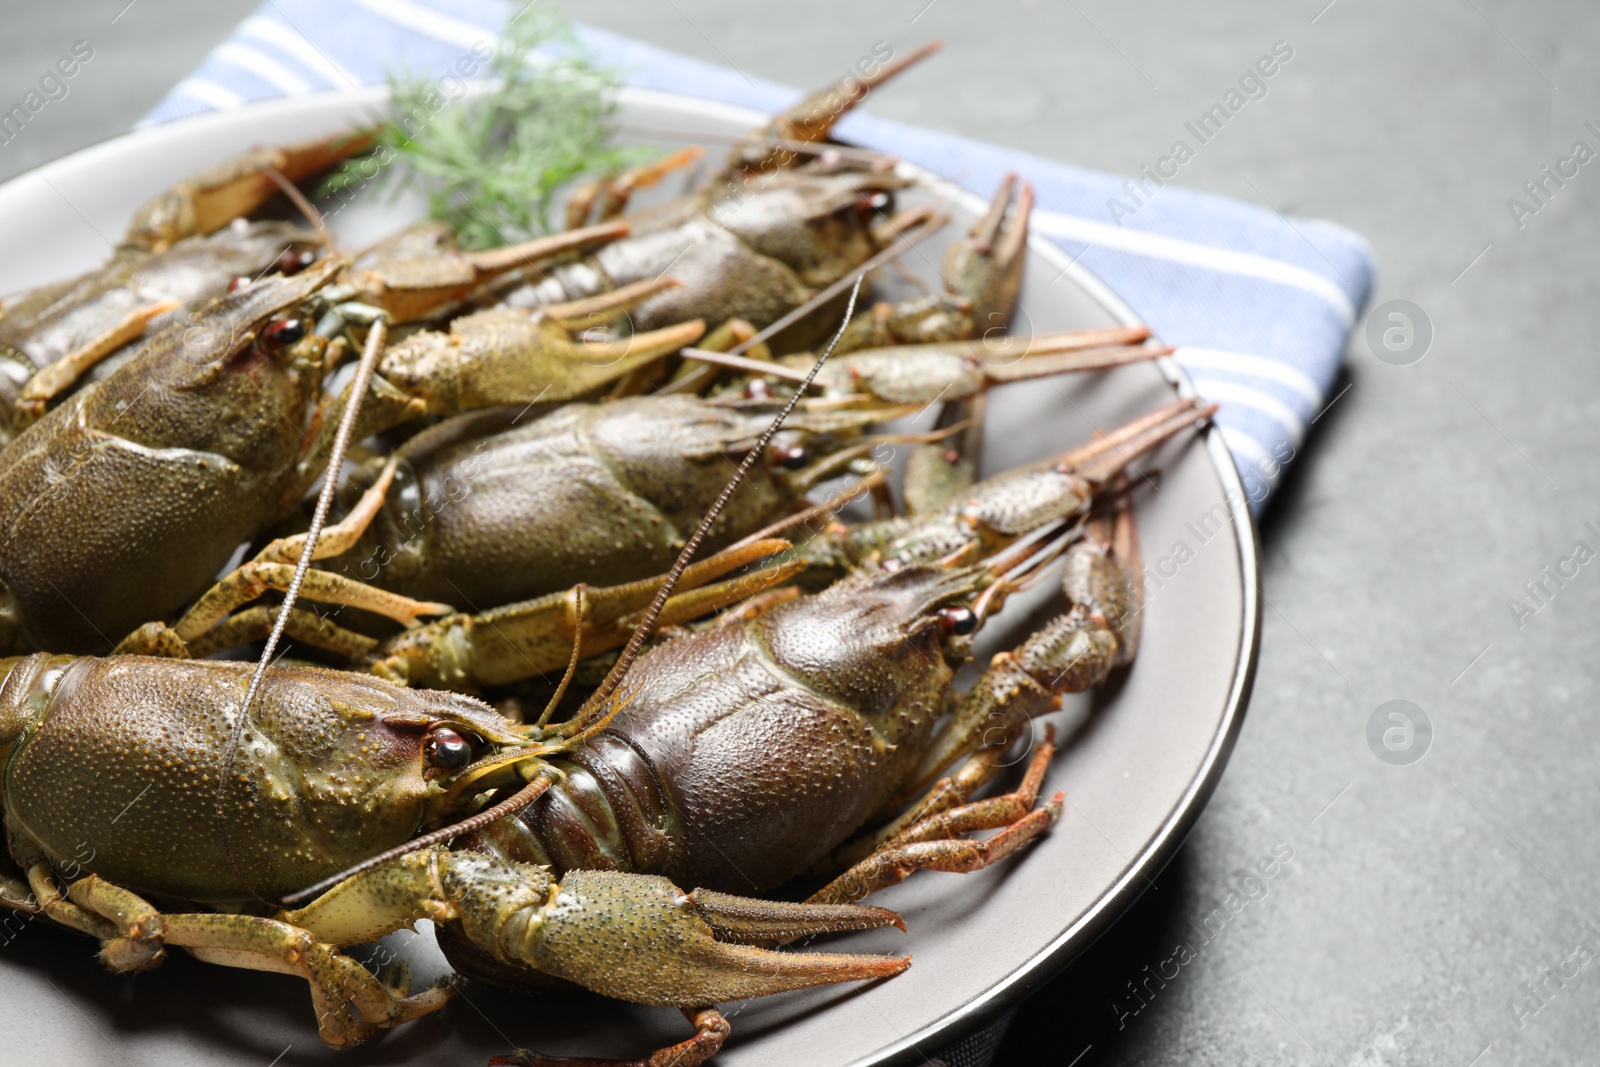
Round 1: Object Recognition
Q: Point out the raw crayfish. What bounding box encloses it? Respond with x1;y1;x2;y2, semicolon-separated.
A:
0;396;1208;1064
0;233;703;654
0;220;319;444
0;41;1222;1067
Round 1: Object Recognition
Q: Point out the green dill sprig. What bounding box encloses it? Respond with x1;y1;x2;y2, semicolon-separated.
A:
321;10;647;250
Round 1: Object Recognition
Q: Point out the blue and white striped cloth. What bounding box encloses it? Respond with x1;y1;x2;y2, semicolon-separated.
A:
141;0;1373;515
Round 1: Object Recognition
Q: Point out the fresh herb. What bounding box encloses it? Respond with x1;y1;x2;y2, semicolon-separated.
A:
322;9;646;249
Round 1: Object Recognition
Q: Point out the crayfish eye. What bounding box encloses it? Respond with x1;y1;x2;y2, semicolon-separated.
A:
259;318;306;348
424;727;473;770
938;605;978;636
276;248;317;275
856;191;890;215
767;442;811;471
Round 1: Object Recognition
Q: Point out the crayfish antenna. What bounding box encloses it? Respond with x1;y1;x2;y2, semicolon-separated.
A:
532;585;587;733
260;163;333;250
574;274;870;723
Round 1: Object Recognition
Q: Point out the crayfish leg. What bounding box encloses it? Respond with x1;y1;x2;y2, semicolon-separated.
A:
809;728;1062;908
903;394;985;516
21;861;118;942
257;456;403;566
593;147;706;227
365;537;801;690
15;857;447;1048
163;912;453;1048
13;299;179;426
810;796;1062;909
169;562;450;641
180;606;380;661
494;1006;730;1067
112;456;452;659
492;1011;732;1067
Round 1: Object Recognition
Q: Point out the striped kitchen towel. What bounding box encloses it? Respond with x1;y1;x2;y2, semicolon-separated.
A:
140;0;1374;513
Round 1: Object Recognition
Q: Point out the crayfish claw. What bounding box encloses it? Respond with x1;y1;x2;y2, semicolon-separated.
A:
66;873;169;973
942;174;1033;330
98;925;167;973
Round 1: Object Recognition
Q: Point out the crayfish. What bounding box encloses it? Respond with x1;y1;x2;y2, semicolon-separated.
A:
0;41;1223;1067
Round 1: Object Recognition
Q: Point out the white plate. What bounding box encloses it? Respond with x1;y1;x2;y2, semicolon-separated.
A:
0;86;1258;1067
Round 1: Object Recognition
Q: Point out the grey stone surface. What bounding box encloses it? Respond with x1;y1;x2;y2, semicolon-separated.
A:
4;1;1598;1064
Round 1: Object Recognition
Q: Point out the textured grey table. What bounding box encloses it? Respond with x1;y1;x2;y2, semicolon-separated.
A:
4;2;1597;1065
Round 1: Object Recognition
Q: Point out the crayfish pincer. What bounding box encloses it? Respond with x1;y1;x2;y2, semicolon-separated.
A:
0;653;907;1051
